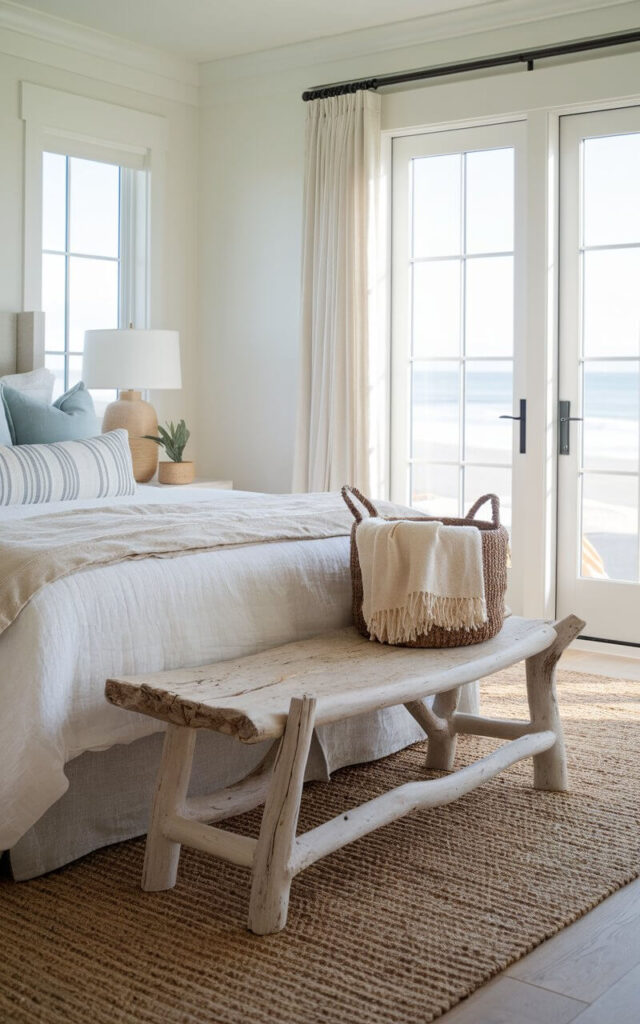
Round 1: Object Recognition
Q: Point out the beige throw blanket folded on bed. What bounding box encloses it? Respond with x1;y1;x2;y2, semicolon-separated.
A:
356;518;487;644
0;492;362;637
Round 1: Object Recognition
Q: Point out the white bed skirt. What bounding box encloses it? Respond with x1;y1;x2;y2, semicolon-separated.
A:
9;704;425;880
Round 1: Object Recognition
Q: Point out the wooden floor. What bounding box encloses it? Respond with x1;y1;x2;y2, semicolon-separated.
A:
439;648;640;1023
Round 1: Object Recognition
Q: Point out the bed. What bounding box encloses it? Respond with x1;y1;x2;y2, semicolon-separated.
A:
0;313;424;879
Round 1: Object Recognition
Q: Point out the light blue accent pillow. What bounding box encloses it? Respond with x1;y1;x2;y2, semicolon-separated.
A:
2;381;100;445
0;368;56;447
0;388;12;446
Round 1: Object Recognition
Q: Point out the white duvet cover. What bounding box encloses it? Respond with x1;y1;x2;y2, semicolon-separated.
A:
0;486;422;851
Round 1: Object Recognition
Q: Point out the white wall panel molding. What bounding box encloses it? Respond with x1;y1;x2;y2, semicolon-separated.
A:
0;0;197;106
381;49;640;131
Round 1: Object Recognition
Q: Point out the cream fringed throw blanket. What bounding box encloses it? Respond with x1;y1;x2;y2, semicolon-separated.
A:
356;518;487;644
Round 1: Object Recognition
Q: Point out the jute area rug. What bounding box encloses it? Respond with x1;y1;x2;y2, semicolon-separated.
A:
1;666;638;1024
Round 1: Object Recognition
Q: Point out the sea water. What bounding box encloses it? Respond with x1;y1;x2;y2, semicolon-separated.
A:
412;366;639;580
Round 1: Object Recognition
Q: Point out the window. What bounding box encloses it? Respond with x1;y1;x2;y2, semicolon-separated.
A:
41;152;148;414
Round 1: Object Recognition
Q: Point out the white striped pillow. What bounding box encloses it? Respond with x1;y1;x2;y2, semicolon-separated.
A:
0;429;135;506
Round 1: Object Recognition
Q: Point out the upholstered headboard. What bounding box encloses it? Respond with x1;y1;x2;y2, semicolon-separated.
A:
0;312;45;377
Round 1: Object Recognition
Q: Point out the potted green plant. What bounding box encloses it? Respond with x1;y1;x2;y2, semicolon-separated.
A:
143;419;194;484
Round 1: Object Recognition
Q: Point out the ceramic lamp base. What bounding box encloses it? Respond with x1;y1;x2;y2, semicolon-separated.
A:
102;390;158;483
158;460;195;485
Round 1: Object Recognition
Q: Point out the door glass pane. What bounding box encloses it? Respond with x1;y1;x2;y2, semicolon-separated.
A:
583;361;639;474
464;465;512;531
412;154;461;258
465;361;513;465
401;134;516;535
42;152;66;252
46;353;65;401
412;362;459;461
411;463;459;517
583;249;640;358
69;158;120;257
466;148;514;254
68;257;119;352
581;473;638;581
583;134;640;248
578;129;640;590
412;260;461;358
68;354;84;390
42;253;66;353
465;255;514;357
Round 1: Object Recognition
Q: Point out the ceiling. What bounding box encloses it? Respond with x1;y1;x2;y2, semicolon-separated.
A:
6;0;619;64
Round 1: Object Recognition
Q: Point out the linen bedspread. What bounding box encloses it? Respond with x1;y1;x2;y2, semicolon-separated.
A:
0;491;353;636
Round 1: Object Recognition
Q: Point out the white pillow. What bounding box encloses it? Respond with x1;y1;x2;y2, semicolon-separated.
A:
0;368;55;447
0;367;55;404
0;429;135;506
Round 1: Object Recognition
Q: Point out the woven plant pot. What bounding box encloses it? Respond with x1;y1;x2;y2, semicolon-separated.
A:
342;485;508;648
158;461;195;485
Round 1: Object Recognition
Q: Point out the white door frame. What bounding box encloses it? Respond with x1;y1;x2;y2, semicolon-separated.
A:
381;50;640;626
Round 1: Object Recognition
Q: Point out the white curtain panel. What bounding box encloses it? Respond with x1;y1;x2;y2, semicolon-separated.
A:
293;90;381;493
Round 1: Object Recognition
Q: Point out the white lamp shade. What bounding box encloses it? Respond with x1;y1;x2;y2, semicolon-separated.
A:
82;329;182;390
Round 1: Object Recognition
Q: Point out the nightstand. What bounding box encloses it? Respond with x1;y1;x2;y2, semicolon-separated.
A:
147;478;233;489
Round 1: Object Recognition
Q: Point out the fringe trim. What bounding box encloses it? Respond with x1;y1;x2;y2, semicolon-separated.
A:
367;592;488;645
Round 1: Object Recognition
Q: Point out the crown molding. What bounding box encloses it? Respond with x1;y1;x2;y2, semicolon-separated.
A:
0;0;635;107
199;0;639;88
0;0;198;104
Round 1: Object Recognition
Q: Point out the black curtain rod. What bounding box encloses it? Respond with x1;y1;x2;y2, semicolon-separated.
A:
302;28;640;101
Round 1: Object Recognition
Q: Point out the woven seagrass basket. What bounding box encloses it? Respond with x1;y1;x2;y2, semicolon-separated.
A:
342;485;509;648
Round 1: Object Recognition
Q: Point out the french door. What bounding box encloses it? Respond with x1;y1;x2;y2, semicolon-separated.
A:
557;106;640;644
391;122;527;612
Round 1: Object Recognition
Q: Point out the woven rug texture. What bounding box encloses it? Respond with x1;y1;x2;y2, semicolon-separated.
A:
0;666;638;1024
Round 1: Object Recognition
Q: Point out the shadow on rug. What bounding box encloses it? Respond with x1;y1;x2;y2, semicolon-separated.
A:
1;666;638;1024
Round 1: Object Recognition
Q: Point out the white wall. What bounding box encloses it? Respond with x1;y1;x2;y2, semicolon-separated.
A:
197;0;640;491
198;90;303;491
0;28;199;452
3;4;640;490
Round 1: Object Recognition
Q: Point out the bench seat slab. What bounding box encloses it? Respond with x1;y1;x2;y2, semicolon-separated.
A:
106;616;557;743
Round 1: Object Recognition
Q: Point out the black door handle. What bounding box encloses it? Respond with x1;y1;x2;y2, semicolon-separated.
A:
559;400;582;454
499;398;526;454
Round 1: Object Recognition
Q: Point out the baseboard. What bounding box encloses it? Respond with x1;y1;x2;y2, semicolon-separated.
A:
571;636;640;659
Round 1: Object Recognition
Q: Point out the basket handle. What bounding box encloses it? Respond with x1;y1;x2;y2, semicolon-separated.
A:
465;493;500;528
341;485;379;524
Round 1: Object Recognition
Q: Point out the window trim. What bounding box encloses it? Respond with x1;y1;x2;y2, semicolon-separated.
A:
21;82;165;323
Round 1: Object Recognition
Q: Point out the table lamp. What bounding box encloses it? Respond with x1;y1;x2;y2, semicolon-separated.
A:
83;328;182;482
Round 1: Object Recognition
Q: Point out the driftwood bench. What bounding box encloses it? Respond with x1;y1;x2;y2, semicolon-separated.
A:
105;614;583;934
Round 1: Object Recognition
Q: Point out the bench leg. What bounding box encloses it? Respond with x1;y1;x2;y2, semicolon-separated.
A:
405;687;460;770
525;614;584;792
142;725;196;891
426;688;460;770
248;695;316;935
457;680;480;715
